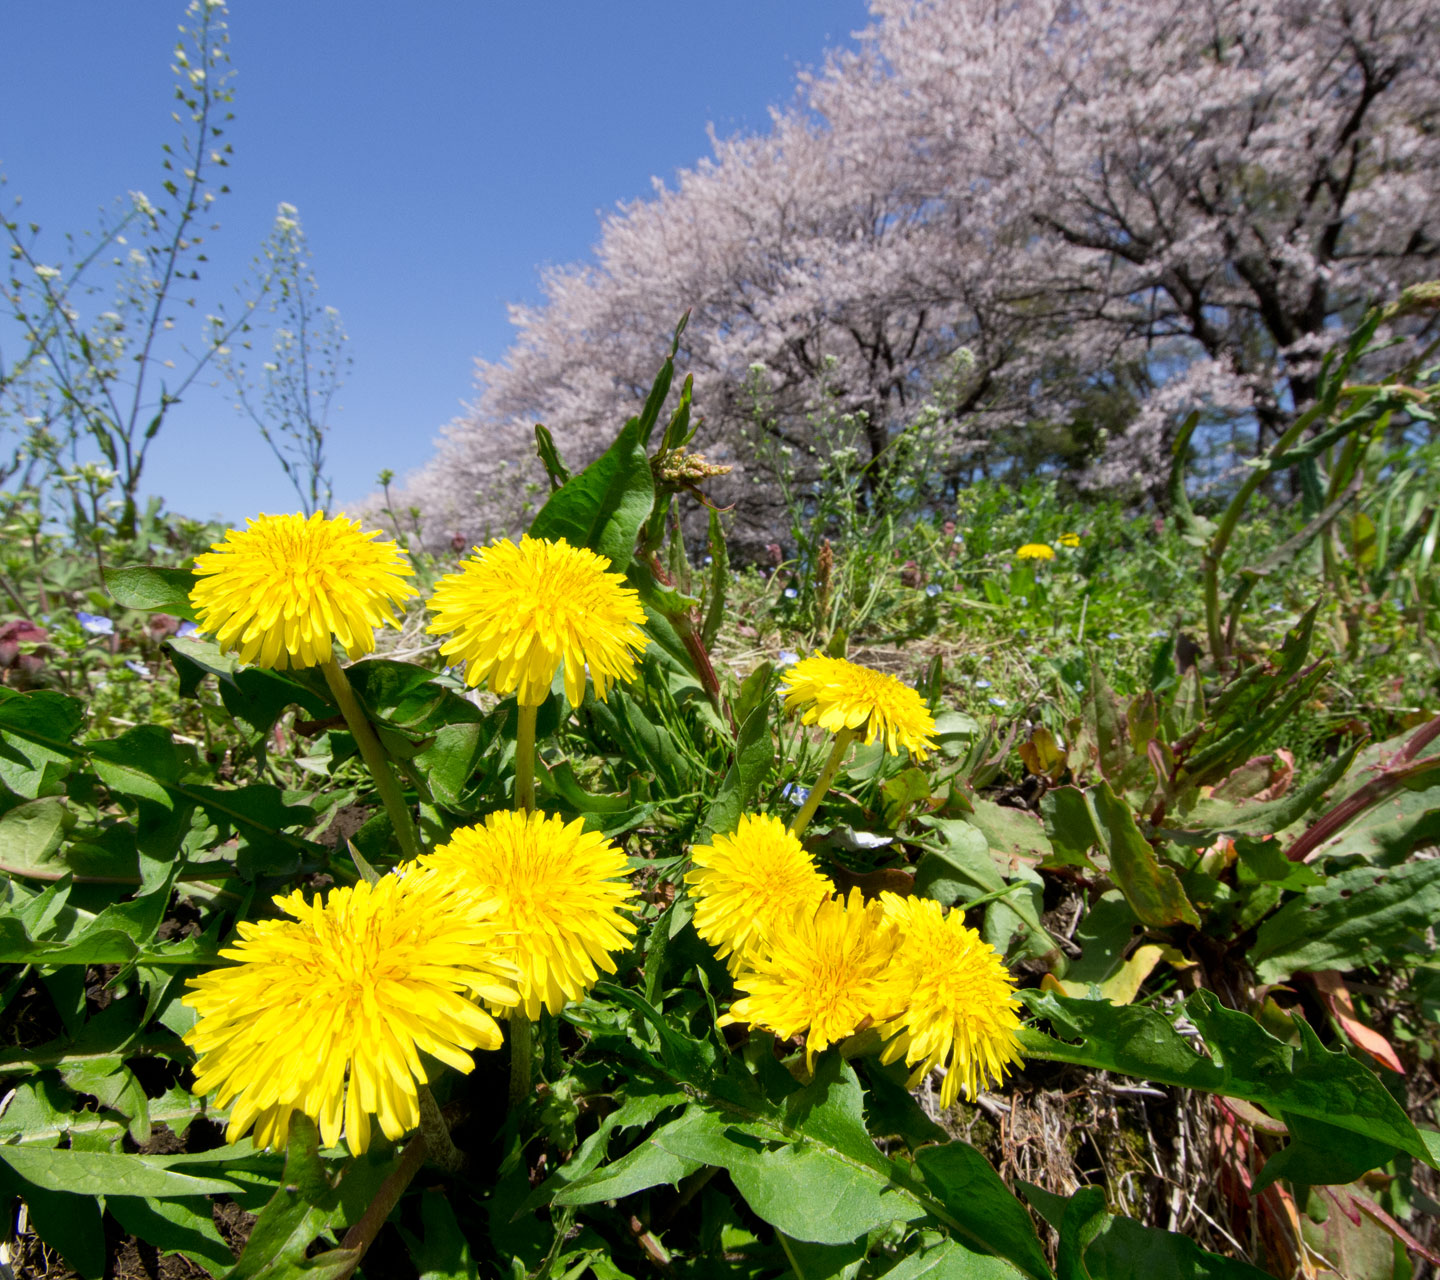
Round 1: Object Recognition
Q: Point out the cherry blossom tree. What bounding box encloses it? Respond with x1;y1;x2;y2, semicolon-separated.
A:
834;0;1440;486
399;0;1439;541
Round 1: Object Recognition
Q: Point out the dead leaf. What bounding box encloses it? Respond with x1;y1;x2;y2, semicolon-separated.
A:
1311;971;1405;1075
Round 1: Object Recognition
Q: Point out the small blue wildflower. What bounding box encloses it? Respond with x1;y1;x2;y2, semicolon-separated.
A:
778;650;800;667
125;660;151;679
989;696;1007;707
783;587;797;599
77;612;113;636
783;783;811;806
925;583;942;597
1149;630;1167;639
1074;681;1084;692
974;679;991;689
1016;595;1028;607
1107;631;1122;640
176;620;199;639
703;555;713;566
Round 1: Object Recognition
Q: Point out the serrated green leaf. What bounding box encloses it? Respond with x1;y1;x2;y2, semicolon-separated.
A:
916;1142;1053;1280
0;1146;242;1196
1040;787;1101;870
533;422;572;489
879;1239;1024;1278
701;506;729;650
401;1187;480;1280
857;1061;949;1149
551;1121;702;1206
414;722;485;807
1020;989;1431;1163
59;1057;151;1143
1254;1110;1397;1193
224;1113;344;1278
19;1183;107;1278
0;796;70;872
1248;857;1440;982
698;702;773;841
0;689;83;799
1090;782;1198;928
914;817;1001;905
529;417;654;570
653;1102;927;1247
1023;1182;1271;1279
967;799;1054;864
109;1194;237;1274
104;565;201;620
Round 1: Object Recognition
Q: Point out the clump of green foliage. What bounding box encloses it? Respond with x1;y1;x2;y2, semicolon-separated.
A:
0;292;1437;1280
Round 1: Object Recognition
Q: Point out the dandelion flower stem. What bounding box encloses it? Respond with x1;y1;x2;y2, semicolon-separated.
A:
789;727;857;836
515;701;538;812
415;1085;463;1173
337;1131;428;1278
335;1090;473;1274
509;1011;533;1108
321;659;421;861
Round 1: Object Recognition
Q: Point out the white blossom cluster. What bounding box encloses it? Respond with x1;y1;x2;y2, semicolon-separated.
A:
389;0;1440;544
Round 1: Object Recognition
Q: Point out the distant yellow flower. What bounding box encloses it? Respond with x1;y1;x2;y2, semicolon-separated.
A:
780;653;937;758
190;512;415;669
182;872;516;1155
427;535;649;707
723;889;900;1070
877;894;1023;1108
686;813;832;971
1058;532;1081;548
1015;543;1055;561
421;809;637;1019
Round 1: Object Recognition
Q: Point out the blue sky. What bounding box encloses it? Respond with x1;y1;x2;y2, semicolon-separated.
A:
0;1;864;523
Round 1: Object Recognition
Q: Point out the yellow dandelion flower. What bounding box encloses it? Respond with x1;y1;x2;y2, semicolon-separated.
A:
426;535;649;707
189;511;415;669
182;871;516;1155
877;893;1024;1108
421;809;637;1019
1058;532;1081;548
723;889;901;1070
685;813;832;971
1015;543;1055;561
780;653;937;758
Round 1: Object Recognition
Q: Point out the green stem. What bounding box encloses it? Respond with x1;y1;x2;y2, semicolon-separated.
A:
1202;404;1321;667
515;701;538;812
788;728;857;837
320;659;422;861
509;1011;533;1108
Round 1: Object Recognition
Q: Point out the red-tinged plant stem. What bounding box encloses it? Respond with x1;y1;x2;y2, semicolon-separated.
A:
515;702;538;812
329;1088;462;1277
646;552;725;721
321;658;422;861
509;1011;533;1108
1286;713;1440;863
789;727;857;837
332;1132;428;1278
